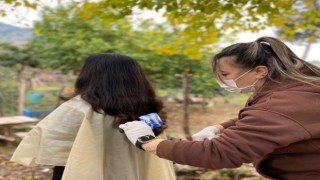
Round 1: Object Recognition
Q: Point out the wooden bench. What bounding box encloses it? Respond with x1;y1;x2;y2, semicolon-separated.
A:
15;132;29;139
0;116;39;146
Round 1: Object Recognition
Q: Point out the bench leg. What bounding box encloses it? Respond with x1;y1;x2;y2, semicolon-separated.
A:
4;126;15;146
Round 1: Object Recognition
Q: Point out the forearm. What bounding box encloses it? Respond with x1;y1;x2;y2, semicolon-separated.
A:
141;124;224;161
143;138;222;169
156;139;222;169
142;124;224;157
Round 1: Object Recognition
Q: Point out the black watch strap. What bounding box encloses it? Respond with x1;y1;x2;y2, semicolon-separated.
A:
135;135;155;150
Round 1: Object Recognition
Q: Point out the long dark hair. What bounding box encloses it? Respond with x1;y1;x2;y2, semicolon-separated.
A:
72;53;167;135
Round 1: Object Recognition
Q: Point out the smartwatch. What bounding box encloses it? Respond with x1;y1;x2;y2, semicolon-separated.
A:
135;135;155;150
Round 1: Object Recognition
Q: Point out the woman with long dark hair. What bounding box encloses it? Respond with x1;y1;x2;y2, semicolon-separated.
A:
11;53;175;180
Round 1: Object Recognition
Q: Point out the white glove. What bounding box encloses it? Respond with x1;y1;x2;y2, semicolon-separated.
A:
192;126;220;141
119;121;155;148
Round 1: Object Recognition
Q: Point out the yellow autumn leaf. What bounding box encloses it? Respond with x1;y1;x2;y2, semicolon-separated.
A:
83;3;99;10
75;40;84;46
34;28;41;34
174;38;182;46
80;12;93;19
307;24;317;30
30;3;37;9
308;36;316;42
315;18;320;23
1;11;6;17
271;17;285;26
14;1;22;7
305;0;314;7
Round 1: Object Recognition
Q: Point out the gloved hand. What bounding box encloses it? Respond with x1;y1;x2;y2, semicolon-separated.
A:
192;126;220;141
119;121;155;149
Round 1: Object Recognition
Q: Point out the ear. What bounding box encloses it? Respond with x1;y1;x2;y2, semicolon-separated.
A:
254;65;268;79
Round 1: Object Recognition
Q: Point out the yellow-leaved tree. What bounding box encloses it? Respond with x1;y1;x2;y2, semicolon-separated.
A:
276;0;320;60
1;0;295;58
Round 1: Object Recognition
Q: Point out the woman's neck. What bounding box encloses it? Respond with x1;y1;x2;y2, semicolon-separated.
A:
254;78;267;95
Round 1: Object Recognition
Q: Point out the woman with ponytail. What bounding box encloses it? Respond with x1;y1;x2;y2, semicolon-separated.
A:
120;37;320;179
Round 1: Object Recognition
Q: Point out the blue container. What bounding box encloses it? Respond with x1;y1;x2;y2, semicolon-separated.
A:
23;108;42;118
26;92;44;104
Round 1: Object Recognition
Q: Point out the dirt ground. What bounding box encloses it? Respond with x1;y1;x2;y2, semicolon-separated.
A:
164;100;242;137
0;98;267;180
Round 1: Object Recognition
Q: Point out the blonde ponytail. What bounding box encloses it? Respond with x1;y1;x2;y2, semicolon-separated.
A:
255;37;320;86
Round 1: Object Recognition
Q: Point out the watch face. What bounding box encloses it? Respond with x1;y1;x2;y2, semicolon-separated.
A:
138;135;155;143
136;135;156;150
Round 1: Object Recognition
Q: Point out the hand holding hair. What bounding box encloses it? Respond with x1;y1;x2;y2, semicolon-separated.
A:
192;126;221;141
119;121;156;150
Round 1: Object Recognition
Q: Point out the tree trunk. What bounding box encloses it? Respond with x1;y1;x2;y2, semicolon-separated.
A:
182;72;192;140
302;30;316;60
17;65;27;115
301;40;313;60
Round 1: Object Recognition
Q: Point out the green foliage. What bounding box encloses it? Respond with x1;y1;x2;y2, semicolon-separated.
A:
3;0;294;59
0;42;39;69
77;0;294;56
0;66;19;116
31;6;118;72
0;0;38;17
0;43;41;115
277;0;320;43
127;52;220;97
31;4;222;97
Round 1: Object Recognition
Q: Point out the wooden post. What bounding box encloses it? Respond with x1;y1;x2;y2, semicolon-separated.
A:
176;72;193;140
0;102;4;117
18;78;26;115
0;102;4;137
5;126;15;146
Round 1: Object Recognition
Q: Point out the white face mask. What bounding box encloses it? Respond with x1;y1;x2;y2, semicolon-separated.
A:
217;69;258;93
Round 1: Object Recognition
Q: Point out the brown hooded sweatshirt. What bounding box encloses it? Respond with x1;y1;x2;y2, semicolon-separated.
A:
157;74;320;179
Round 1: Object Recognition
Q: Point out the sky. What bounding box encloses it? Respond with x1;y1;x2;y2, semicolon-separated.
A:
235;29;320;62
0;1;319;62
